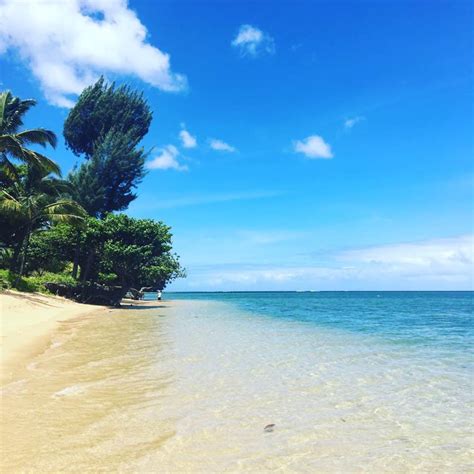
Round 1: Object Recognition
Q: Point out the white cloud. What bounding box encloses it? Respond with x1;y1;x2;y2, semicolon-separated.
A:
169;234;474;291
344;116;364;129
209;139;236;153
146;145;188;171
178;264;354;289
294;135;333;159
0;0;186;107
338;234;473;269
179;129;197;149
231;24;275;57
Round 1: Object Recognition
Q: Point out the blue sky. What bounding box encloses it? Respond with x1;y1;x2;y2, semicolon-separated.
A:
1;0;472;290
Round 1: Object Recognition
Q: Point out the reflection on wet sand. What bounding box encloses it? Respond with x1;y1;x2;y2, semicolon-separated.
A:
2;305;175;472
2;299;472;473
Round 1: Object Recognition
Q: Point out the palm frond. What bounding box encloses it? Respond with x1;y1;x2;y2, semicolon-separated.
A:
42;199;86;218
0;92;10;132
0;134;60;176
47;212;86;224
16;128;57;148
22;149;61;176
0;133;24;153
39;177;73;195
0;190;22;213
0;92;37;134
0;154;19;180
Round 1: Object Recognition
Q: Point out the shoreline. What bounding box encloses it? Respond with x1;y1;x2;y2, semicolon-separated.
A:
0;292;471;472
1;291;108;384
0;290;170;384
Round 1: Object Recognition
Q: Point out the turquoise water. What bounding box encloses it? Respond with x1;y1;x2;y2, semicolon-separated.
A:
156;291;473;352
133;290;473;471
4;291;473;471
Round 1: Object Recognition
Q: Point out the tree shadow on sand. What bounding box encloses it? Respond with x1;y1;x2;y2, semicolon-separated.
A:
4;291;59;308
119;304;170;310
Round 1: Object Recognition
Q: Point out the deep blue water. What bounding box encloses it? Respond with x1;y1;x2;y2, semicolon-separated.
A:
147;291;473;352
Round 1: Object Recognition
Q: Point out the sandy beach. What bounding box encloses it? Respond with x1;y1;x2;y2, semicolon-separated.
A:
0;291;104;383
0;293;472;472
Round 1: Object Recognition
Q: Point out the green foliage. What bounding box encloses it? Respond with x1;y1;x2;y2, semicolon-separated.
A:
0;269;75;293
73;214;184;291
63;77;152;158
1;88;185;299
0;91;60;177
97;272;118;284
68;131;146;217
101;214;172;286
25;225;77;275
64;78;151;217
24;272;76;293
0;268;12;289
0;163;85;274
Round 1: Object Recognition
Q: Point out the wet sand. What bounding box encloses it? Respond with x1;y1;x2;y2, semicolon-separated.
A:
0;291;105;384
1;295;472;472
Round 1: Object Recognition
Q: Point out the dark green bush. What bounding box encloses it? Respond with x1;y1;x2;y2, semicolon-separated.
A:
0;269;12;290
0;269;75;293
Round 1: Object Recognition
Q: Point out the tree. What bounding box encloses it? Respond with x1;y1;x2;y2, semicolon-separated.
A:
64;78;151;219
135;252;185;291
0;164;85;276
63;77;152;158
24;224;77;275
68;130;146;217
64;78;152;276
71;214;184;295
0;91;60;178
100;214;174;290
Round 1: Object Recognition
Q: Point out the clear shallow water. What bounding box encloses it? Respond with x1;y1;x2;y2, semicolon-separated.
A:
2;292;473;472
163;291;474;353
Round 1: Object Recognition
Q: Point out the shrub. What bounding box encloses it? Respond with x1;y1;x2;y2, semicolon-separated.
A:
0;269;76;293
97;272;118;284
25;272;76;293
0;269;12;290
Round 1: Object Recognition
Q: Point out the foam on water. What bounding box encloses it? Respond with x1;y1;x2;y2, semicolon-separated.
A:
1;293;473;472
52;384;86;398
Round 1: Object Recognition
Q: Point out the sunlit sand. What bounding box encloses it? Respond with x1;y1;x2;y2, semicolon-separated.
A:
1;295;471;472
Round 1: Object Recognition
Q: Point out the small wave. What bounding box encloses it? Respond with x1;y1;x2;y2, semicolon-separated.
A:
53;384;85;398
1;378;27;395
26;361;39;371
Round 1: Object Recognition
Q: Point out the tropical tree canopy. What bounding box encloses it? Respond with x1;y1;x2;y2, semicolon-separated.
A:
0;88;184;299
68;130;147;217
0;91;60;177
63;77;152;158
23;214;184;292
64;78;150;217
0;164;85;274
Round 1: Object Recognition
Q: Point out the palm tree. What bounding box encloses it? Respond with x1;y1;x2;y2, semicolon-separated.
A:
0;165;85;277
0;91;60;178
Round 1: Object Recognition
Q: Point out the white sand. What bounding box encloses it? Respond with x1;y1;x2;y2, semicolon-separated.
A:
0;290;102;383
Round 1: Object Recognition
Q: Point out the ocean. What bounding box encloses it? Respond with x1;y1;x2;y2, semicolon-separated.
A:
2;291;473;472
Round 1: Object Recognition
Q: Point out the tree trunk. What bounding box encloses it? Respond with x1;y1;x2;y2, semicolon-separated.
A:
18;229;31;277
81;247;95;283
10;240;23;273
15;226;31;286
72;230;81;279
118;274;130;306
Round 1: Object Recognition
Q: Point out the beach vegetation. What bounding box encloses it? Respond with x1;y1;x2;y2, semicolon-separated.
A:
65;77;150;217
0;268;76;293
0;91;60;179
0;86;184;302
0;163;85;277
64;77;152;159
